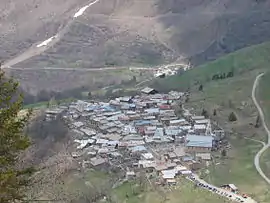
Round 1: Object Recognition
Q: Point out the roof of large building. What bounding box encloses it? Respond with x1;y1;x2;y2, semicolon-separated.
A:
141;87;157;94
130;145;147;152
186;135;213;148
90;157;107;166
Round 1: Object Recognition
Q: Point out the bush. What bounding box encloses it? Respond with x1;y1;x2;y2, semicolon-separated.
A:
221;149;227;157
201;108;209;118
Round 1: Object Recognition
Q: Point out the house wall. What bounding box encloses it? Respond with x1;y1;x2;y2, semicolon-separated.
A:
194;129;206;134
186;146;211;153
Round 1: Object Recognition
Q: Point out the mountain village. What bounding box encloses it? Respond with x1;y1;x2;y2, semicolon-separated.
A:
45;87;256;203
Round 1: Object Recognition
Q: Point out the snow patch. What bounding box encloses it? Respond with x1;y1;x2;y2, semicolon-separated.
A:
36;35;57;48
73;0;99;18
73;5;89;18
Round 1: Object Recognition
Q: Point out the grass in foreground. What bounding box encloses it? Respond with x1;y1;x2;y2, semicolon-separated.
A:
204;137;270;202
111;178;232;203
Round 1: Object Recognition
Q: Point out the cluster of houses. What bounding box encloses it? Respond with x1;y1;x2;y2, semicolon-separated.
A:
46;87;224;184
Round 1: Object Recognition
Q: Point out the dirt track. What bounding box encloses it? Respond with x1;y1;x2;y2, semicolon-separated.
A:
252;73;270;184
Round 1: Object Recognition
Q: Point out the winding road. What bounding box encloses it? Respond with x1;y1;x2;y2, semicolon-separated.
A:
252;73;270;184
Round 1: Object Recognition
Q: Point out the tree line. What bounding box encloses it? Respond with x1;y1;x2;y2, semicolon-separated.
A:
212;70;234;81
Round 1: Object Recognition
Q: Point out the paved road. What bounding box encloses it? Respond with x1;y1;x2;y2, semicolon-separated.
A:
243;137;266;147
187;174;257;203
3;66;156;72
252;73;270;184
3;62;189;72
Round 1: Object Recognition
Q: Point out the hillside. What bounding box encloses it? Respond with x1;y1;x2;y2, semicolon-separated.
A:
152;41;270;92
2;0;270;67
151;41;270;202
2;0;270;93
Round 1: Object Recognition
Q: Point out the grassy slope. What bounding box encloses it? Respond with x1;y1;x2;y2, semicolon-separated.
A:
111;178;232;203
23;98;76;109
258;72;270;183
31;169;112;201
153;42;270;92
258;72;270;126
153;41;270;202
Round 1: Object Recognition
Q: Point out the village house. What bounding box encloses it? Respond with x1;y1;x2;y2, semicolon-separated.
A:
189;161;203;170
141;87;158;95
193;124;207;134
196;152;212;162
89;157;108;169
191;116;205;121
220;184;239;193
45;108;64;121
79;127;96;137
141;152;154;160
185;135;214;152
72;121;84;129
170;119;187;126
126;171;136;179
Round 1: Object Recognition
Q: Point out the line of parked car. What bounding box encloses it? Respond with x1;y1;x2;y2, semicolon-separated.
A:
187;175;247;203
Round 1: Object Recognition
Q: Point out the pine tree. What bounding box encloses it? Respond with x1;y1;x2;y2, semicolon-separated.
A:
0;70;33;202
185;96;189;103
201;108;209;118
88;91;92;99
228;112;237;122
255;115;261;128
198;84;203;91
